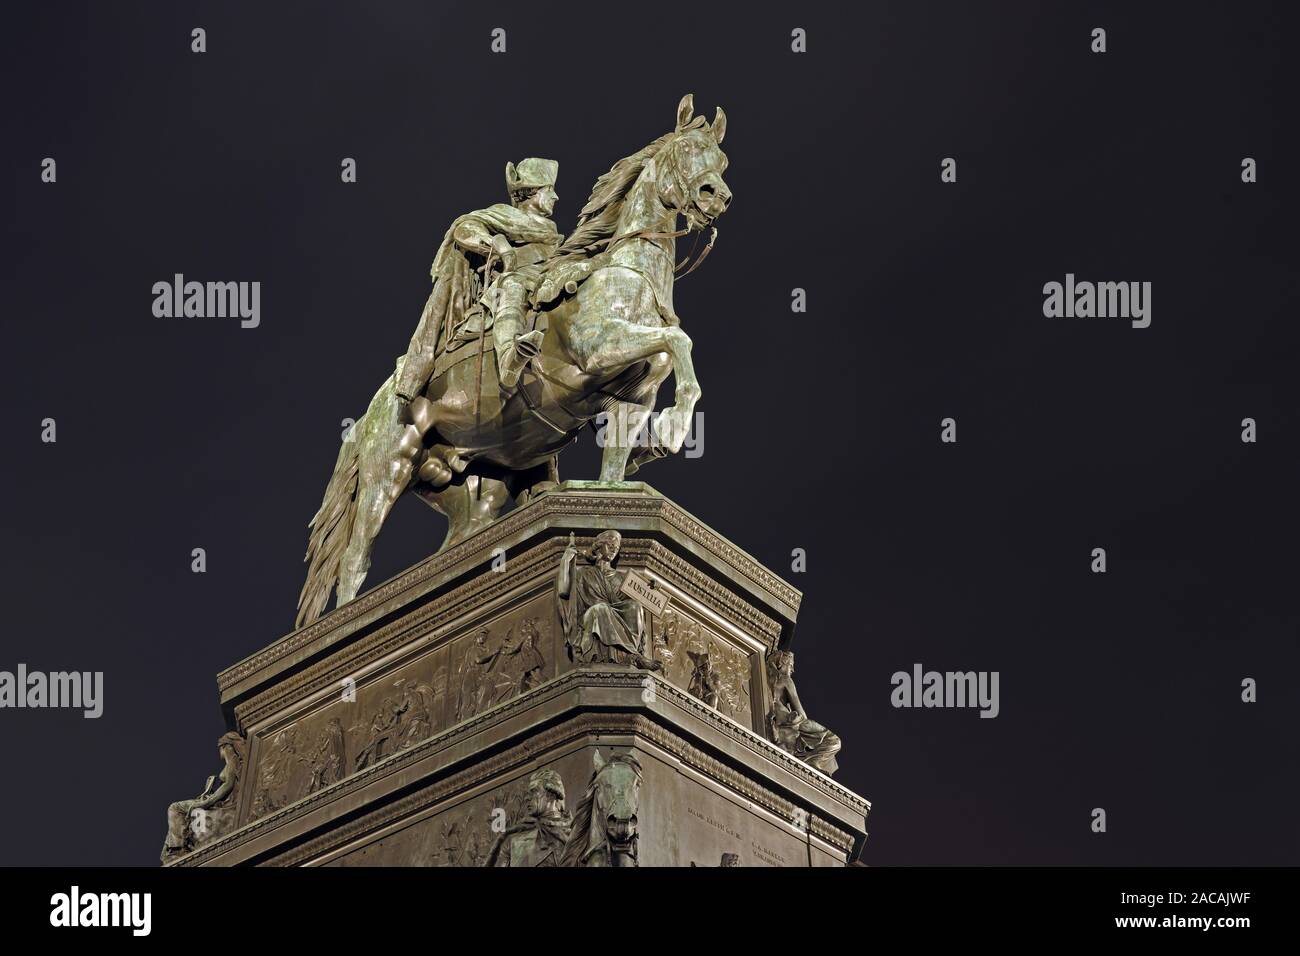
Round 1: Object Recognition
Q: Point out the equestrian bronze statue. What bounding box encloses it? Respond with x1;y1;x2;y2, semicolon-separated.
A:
297;95;731;627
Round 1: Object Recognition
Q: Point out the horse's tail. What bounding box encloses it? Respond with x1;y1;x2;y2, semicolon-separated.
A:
295;419;363;629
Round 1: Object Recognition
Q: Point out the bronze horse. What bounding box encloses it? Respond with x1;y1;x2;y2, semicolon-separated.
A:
297;95;730;627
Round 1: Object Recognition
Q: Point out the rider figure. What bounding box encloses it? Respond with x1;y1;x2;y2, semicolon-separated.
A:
493;158;561;388
394;157;561;405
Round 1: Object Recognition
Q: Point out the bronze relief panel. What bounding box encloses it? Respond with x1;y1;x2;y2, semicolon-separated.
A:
652;607;755;730
323;748;594;867
245;594;560;823
444;595;555;727
245;643;449;822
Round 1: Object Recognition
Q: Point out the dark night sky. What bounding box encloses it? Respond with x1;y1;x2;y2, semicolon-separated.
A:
2;1;1297;866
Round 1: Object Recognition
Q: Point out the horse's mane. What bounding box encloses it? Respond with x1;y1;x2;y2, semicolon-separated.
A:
557;753;643;866
559;783;596;867
556;123;699;257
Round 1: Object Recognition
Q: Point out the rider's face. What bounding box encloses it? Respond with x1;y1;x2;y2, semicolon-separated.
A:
526;186;558;217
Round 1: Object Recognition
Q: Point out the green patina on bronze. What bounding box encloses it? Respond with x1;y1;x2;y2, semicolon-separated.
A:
297;95;730;628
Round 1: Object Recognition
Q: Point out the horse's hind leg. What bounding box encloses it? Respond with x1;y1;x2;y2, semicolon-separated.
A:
413;472;511;551
597;400;654;482
593;355;669;481
510;456;560;507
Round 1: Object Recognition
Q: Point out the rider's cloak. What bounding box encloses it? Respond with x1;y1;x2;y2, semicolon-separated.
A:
394;203;560;401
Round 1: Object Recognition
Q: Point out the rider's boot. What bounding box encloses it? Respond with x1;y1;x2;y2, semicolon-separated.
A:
494;306;543;389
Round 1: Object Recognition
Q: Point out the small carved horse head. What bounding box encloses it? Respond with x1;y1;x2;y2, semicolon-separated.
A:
561;750;643;867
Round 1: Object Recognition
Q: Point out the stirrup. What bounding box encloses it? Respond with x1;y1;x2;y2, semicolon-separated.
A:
498;349;530;390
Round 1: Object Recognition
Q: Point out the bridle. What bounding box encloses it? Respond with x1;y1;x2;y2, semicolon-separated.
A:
596;128;721;278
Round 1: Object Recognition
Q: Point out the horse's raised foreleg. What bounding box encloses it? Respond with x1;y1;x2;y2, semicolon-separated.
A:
649;325;701;455
578;321;701;459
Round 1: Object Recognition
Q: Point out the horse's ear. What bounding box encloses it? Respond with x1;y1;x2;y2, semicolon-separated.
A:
592;749;606;772
675;94;695;132
710;107;727;144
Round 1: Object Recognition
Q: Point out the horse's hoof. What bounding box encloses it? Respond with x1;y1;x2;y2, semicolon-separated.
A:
652;410;688;454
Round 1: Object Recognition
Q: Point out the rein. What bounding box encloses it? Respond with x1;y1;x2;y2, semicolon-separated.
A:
598;222;718;277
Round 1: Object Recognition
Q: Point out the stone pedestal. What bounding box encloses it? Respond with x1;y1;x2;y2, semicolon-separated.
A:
165;482;870;866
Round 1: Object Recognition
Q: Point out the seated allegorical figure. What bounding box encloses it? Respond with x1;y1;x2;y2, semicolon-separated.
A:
556;530;661;671
766;650;841;776
161;731;245;861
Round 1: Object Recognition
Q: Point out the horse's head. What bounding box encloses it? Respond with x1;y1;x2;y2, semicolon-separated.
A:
588;749;642;864
657;94;731;231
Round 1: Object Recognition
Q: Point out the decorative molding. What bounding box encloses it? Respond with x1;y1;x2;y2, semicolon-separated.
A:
633;539;782;650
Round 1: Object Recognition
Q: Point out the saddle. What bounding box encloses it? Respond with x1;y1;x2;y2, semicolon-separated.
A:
431;252;607;382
